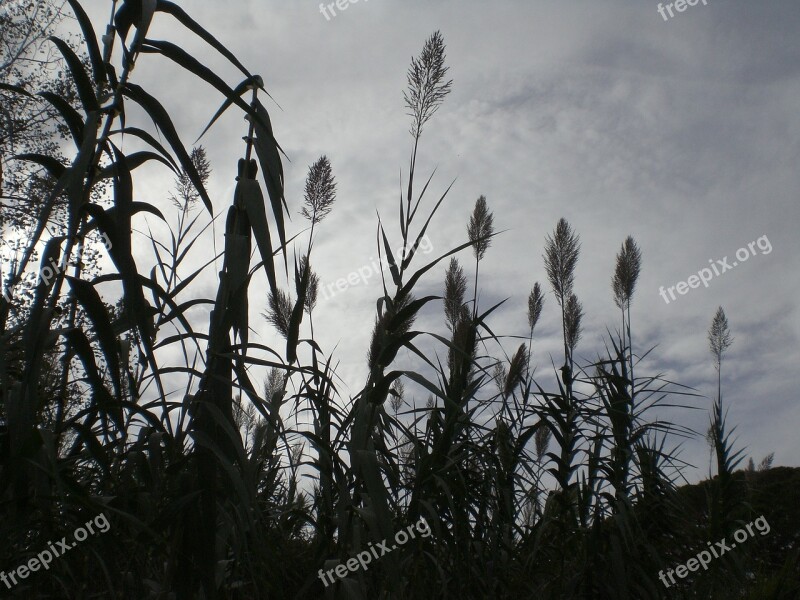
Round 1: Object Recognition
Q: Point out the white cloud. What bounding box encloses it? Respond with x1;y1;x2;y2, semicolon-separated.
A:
76;0;800;480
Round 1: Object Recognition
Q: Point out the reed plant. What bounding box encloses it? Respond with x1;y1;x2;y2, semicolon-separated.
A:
0;2;790;599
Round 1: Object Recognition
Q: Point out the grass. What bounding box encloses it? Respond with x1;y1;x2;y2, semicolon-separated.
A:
0;2;796;599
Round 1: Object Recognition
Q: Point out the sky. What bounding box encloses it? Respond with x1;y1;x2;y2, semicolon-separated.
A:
73;0;799;483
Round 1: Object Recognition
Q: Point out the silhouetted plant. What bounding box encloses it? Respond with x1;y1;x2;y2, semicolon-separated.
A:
0;4;787;599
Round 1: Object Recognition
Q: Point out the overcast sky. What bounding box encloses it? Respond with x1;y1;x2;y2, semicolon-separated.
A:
78;0;800;483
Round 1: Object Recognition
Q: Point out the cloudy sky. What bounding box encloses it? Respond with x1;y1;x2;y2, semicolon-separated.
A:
78;0;800;482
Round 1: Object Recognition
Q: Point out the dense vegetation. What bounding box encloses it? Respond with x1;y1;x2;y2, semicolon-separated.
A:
0;2;797;598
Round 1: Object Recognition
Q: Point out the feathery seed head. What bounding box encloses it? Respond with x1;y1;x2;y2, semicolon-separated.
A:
301;155;337;225
299;255;319;315
612;236;642;310
708;306;733;369
535;423;552;462
468;195;494;261
543;218;580;306
170;146;211;210
264;289;292;339
527;282;545;333
389;379;405;413
444;257;468;331
404;31;453;139
564;293;584;355
503;344;529;399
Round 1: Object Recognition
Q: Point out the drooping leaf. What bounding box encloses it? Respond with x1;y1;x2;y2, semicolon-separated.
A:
92;272;203;359
0;82;32;97
64;0;107;87
49;36;99;113
14;154;66;180
11;140;92;290
38;91;85;148
110;127;179;171
115;0;156;67
114;1;136;50
122;83;213;214
156;0;253;78
136;0;158;44
195;76;263;142
139;40;256;120
251;100;287;259
238;166;278;299
97;151;176;179
128;201;167;222
66;277;123;400
64;329;121;428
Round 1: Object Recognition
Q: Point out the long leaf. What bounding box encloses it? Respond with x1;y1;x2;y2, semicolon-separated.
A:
156;0;252;79
110;126;179;171
252;100;287;258
64;328;121;429
66;276;123;400
380;224;401;287
195;76;263;142
122;83;213;215
0;82;33;97
97;151;176;179
139;40;257;120
49;36;98;113
13;153;66;180
64;0;107;87
238;170;278;300
38;92;85;147
401;179;455;271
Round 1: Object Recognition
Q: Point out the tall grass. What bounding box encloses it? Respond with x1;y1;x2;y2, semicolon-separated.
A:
0;2;794;599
